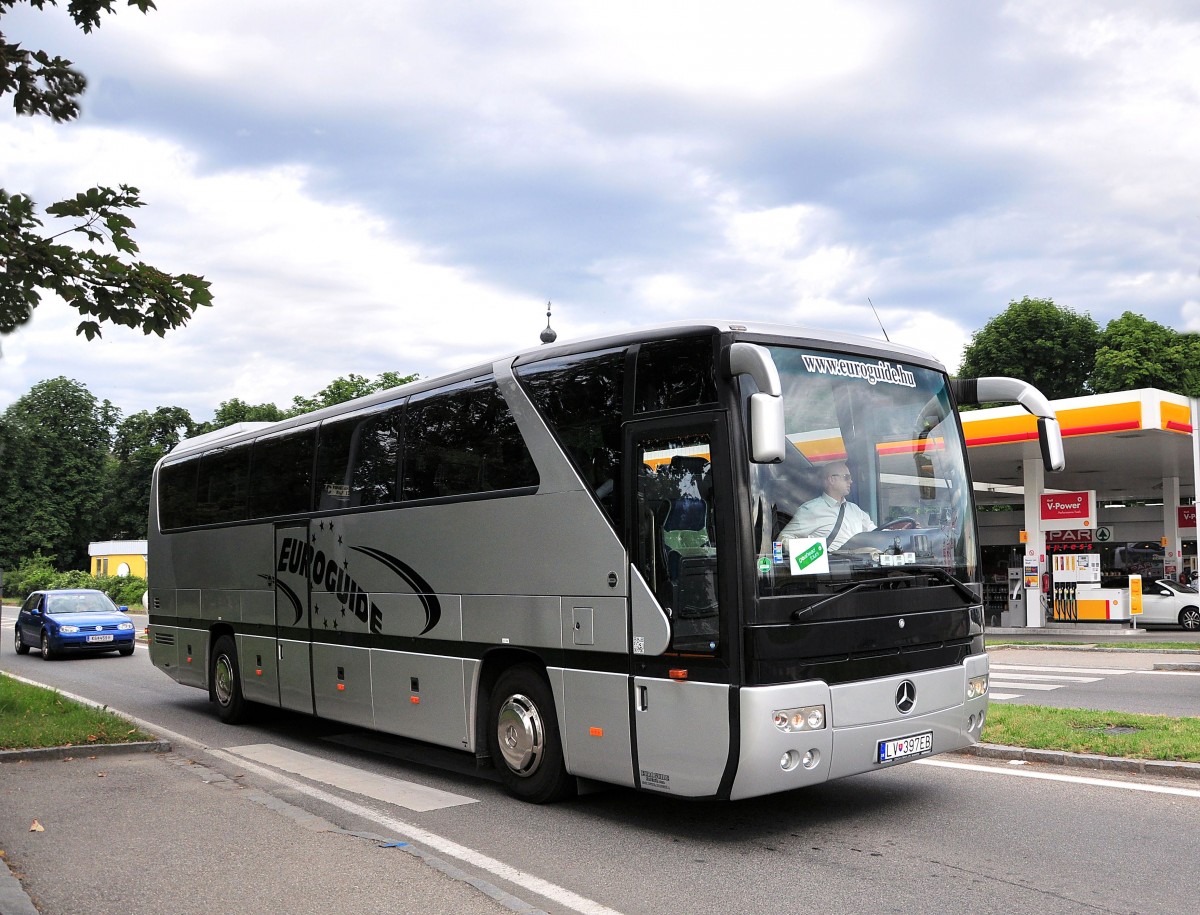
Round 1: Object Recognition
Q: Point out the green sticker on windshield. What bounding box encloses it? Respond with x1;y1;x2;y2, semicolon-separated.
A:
787;538;829;575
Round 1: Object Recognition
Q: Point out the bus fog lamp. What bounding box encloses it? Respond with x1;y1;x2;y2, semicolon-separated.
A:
780;750;800;771
802;749;820;769
967;676;988;700
772;704;827;733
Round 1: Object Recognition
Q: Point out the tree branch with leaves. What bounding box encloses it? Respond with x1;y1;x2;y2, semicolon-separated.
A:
0;0;212;343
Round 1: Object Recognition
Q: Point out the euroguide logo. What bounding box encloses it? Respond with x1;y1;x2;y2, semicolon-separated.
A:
262;535;441;636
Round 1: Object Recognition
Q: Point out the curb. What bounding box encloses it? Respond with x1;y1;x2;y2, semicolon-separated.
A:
0;739;172;765
960;742;1200;781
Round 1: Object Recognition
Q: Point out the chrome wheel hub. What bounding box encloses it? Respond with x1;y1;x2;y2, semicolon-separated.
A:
495;693;544;777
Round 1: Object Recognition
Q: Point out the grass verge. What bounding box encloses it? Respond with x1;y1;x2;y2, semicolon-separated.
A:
987;640;1200;651
983;703;1200;762
0;674;155;750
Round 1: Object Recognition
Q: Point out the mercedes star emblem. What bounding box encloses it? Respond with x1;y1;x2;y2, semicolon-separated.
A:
895;680;917;714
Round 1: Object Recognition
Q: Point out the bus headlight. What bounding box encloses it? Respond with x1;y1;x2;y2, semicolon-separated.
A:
967;675;988;700
773;704;827;732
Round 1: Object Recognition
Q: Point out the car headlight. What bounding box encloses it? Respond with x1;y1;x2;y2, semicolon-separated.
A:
117;622;134;630
967;675;989;700
59;625;80;633
772;704;827;732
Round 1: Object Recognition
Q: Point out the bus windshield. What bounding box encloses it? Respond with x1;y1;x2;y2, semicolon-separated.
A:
748;345;977;598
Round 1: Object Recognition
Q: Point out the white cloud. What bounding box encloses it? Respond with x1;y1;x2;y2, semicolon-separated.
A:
4;0;1200;421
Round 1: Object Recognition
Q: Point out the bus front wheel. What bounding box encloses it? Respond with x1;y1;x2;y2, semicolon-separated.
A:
487;665;575;803
211;634;248;724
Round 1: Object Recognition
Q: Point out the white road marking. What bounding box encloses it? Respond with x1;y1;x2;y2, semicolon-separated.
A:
989;691;1021;700
991;663;1136;675
917;758;1200;799
987;681;1063;691
226;743;477;812
989;672;1101;682
209;748;626;915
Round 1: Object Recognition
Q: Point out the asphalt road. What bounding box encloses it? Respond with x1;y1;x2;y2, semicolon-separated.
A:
3;612;1199;915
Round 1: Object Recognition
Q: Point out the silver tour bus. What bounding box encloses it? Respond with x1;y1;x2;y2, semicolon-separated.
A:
147;321;1063;802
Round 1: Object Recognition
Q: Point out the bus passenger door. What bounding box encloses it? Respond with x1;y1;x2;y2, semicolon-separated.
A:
274;522;314;714
627;418;734;797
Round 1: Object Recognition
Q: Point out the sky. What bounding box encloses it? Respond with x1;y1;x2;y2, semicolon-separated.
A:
2;0;1199;422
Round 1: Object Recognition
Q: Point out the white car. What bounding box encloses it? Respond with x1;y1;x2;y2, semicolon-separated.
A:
1137;579;1200;631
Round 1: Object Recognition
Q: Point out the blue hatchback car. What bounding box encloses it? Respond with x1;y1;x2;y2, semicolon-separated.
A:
14;589;137;659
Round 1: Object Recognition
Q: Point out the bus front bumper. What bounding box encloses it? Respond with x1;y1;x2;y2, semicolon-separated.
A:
729;653;989;800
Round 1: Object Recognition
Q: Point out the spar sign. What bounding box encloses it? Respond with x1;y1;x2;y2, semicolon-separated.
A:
1040;490;1097;531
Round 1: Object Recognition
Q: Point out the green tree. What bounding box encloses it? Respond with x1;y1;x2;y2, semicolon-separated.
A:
1091;312;1200;396
959;297;1100;400
193;398;286;435
1;0;212;344
0;376;114;570
286;371;417;416
102;405;194;537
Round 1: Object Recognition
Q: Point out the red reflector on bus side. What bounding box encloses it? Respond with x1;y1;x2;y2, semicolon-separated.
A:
589;726;603;737
410;696;420;704
669;669;688;681
336;683;345;691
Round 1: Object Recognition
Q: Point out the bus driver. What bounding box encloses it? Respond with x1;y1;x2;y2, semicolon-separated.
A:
778;461;876;550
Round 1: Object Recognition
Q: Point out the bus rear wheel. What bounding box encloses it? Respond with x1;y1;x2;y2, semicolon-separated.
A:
487;665;575;803
211;634;248;724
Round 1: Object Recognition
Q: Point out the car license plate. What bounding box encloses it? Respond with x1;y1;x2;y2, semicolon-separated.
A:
877;730;933;763
86;634;113;643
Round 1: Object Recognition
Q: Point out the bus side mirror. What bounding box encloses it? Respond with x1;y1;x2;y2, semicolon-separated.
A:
1038;416;1065;472
725;342;786;464
951;376;1066;472
748;392;786;463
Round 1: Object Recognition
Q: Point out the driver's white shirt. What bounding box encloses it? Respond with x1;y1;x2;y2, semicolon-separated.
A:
779;493;876;550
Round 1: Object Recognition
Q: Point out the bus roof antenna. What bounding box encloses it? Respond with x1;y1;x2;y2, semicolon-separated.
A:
867;297;890;342
540;301;557;344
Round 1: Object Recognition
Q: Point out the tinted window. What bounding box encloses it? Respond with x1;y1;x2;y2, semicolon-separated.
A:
159;456;199;530
402;380;537;500
516;347;625;527
249;429;316;518
194;447;249;525
634;336;718;413
315;407;400;510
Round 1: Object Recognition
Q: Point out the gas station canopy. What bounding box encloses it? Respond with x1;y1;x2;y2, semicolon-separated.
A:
961;389;1196;506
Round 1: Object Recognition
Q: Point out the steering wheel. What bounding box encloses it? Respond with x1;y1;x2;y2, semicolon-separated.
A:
881;516;918;530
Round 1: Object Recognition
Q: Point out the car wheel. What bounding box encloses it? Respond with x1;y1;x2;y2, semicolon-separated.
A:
118;645;135;657
40;631;55;661
1180;606;1200;631
210;634;248;723
14;626;30;655
487;664;575;803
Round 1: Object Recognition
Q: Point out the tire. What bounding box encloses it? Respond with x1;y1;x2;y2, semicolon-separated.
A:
1180;606;1200;631
487;665;575;803
40;631;56;661
210;634;248;723
14;626;29;655
118;645;135;657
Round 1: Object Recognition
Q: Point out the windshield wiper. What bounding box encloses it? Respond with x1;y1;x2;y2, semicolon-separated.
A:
789;565;978;621
902;564;980;605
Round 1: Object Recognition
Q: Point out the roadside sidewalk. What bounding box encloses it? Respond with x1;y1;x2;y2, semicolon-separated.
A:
0;749;534;915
